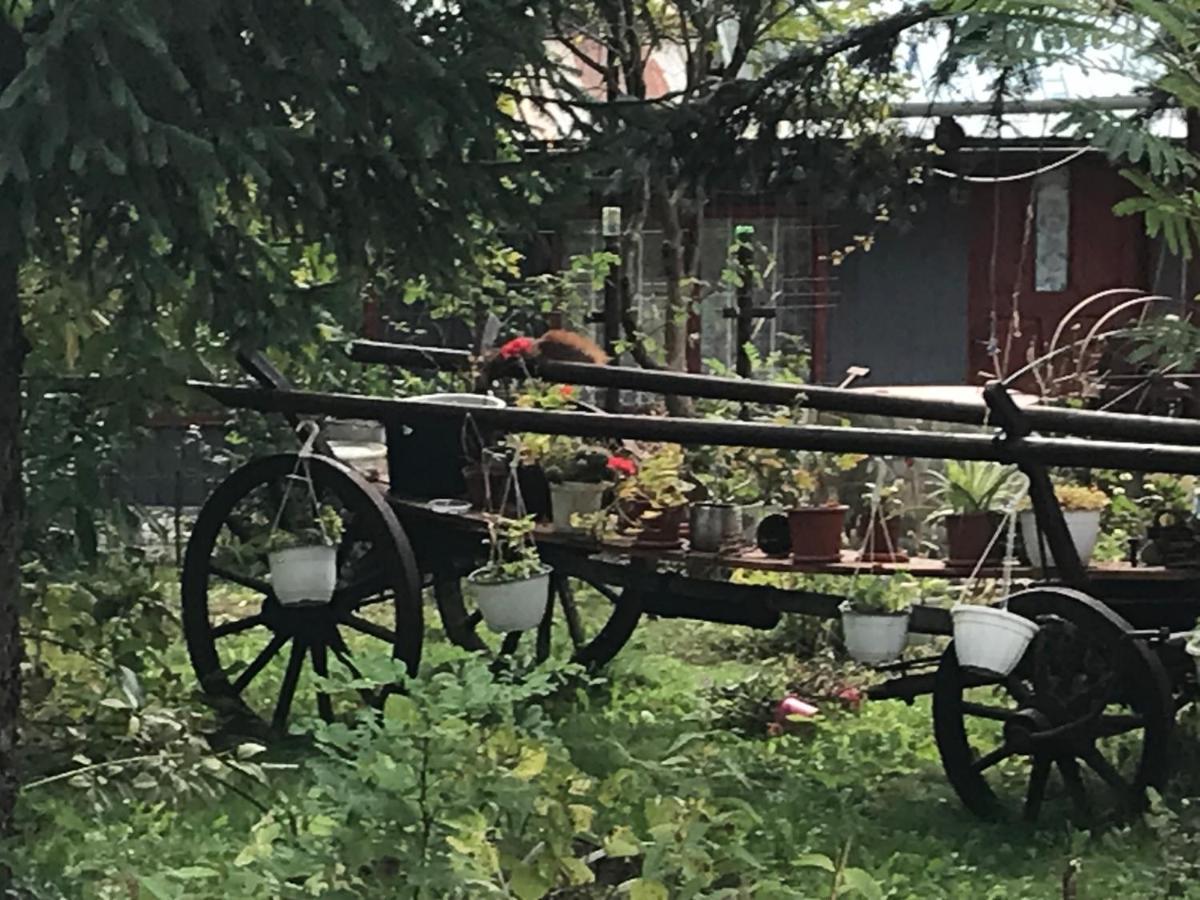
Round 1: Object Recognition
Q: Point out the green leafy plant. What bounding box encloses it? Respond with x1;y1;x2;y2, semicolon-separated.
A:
616;444;693;515
688;445;756;504
861;477;907;521
265;503;344;553
535;439;615;485
842;573;920;615
473;515;547;585
781;453;866;509
927;461;1022;518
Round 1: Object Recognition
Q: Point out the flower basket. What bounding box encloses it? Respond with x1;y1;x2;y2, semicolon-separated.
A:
549;481;608;531
468;566;551;633
269;545;337;607
787;505;847;562
689;502;742;552
840;604;910;665
951;604;1038;676
1018;510;1102;569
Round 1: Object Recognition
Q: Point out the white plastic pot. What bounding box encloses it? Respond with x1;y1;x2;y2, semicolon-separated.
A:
1187;634;1200;684
269;545;337;606
1018;510;1103;569
549;481;608;531
840;604;910;665
468;567;551;633
951;604;1039;676
412;393;506;409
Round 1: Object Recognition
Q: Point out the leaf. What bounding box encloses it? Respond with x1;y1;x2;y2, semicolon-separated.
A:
794;852;836;872
840;867;884;900
512;746;547;781
236;742;267;760
603;826;641;858
170;866;220;880
137;875;177;899
622;878;668;900
509;863;551;900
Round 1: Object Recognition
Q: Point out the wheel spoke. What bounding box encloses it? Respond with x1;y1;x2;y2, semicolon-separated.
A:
212;614;266;640
232;633;288;694
1024;756;1052;822
335;568;391;609
499;632;522;655
1006;676;1037;706
961;702;1020;722
329;629;380;707
1080;746;1130;795
310;642;334;723
340;612;398;646
1096;713;1145;737
1058;756;1092;819
272;639;307;731
211;564;271;596
972;743;1016;774
556;576;586;648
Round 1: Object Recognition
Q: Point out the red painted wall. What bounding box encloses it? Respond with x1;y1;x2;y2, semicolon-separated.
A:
966;160;1147;384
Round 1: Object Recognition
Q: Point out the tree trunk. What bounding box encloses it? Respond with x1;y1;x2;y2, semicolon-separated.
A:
0;243;23;835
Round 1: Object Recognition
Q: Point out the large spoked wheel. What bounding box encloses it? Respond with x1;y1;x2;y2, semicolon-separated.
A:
432;568;642;669
933;587;1173;823
182;454;423;731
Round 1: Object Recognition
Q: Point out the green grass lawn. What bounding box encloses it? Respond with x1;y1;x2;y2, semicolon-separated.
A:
5;582;1193;899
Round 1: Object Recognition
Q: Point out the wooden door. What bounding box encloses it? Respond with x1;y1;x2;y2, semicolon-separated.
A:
966;159;1147;386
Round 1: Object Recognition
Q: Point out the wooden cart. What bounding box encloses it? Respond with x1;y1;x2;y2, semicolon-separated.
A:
181;343;1200;823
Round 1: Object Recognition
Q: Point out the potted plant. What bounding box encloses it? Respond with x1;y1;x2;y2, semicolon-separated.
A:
689;445;753;552
539;439;617;532
616;443;693;547
1017;482;1108;569
267;504;344;607
858;477;908;563
839;574;917;665
784;452;864;562
951;601;1039;676
467;515;551;633
927;461;1021;566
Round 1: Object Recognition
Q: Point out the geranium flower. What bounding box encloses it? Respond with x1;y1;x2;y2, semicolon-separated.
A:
559;385;574;398
606;456;637;477
498;336;536;359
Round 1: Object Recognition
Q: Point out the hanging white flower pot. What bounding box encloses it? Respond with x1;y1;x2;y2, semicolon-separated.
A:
840;604;910;665
951;604;1039;676
468;567;551;633
269;545;337;607
549;481;608;531
1017;510;1103;569
1187;633;1200;683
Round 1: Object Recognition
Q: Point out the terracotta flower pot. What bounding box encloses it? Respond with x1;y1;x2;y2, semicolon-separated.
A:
787;505;847;562
944;512;1003;566
622;501;687;547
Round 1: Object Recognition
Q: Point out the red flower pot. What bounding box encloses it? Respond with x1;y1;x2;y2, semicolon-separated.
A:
787;505;847;562
944;512;1003;566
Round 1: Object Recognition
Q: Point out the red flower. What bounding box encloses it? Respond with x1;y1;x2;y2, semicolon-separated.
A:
498;336;536;359
606;456;637;477
559;385;574;398
835;685;863;711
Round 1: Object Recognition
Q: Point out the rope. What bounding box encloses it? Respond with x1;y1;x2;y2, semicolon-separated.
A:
931;147;1090;184
268;421;330;545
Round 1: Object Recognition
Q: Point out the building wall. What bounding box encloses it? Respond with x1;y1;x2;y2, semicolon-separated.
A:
827;187;970;385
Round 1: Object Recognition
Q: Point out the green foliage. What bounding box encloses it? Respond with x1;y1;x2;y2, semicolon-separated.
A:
616;444;693;513
928;461;1022;518
843;573;921;615
473;515;546;585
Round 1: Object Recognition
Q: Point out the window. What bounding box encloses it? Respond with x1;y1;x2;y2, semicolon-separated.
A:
1034;168;1070;292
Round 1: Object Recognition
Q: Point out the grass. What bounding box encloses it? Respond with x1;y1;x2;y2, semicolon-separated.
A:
4;577;1192;898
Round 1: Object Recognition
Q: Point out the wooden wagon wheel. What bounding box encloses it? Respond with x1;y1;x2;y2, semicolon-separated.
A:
181;454;423;731
933;587;1173;823
432;567;643;669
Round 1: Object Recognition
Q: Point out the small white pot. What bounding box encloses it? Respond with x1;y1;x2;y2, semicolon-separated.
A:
549;481;608;531
951;604;1039;676
468;567;551;634
1018;510;1103;569
269;545;337;607
840;604;910;665
1187;634;1200;684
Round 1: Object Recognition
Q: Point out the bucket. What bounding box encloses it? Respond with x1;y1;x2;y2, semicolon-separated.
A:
1018;510;1102;569
951;604;1039;676
689;503;742;552
841;606;910;665
269;545;337;606
468;567;551;633
550;481;608;530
